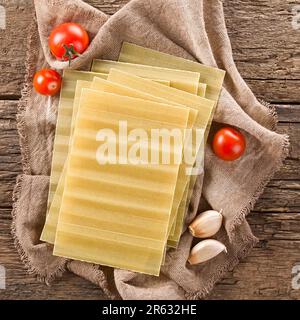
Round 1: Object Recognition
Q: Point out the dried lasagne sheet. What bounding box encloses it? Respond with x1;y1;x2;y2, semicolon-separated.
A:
53;89;190;275
91;60;201;95
119;42;225;101
42;78;197;245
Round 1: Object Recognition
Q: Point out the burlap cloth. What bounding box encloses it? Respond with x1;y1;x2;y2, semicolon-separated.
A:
11;0;289;300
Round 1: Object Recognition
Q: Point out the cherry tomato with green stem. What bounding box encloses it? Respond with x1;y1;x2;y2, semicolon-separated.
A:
49;22;90;65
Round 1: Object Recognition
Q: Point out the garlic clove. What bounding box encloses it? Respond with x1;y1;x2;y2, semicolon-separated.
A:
188;239;227;265
189;209;223;238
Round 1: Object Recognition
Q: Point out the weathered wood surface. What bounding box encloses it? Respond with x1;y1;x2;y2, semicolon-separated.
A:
0;0;299;102
0;0;300;300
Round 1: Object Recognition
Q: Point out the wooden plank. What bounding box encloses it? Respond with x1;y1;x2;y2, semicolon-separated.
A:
1;101;299;209
209;238;300;300
0;101;21;209
224;0;300;80
275;105;300;123
277;123;300;160
0;100;299;299
1;210;300;299
246;80;300;103
1;102;299;211
0;209;107;300
0;0;299;102
223;0;300;103
275;158;300;180
0;1;33;98
210;211;300;299
254;180;300;213
248;212;300;241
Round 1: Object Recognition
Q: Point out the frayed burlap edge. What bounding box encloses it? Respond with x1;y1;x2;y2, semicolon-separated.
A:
185;233;259;300
227;132;290;240
16;20;40;175
11;17;68;284
260;99;279;131
11;175;68;283
91;264;121;300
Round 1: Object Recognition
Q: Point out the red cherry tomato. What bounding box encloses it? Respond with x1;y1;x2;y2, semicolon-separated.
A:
212;127;246;161
49;22;89;64
33;69;62;96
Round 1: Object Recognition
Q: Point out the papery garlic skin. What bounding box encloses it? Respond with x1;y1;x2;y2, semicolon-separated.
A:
189;210;223;238
188;239;227;265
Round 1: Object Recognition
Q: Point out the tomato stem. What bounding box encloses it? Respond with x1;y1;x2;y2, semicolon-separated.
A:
63;44;80;66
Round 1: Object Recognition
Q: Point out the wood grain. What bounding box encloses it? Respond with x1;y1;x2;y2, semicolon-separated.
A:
0;0;299;300
0;0;299;102
209;238;300;300
224;0;300;80
0;1;33;99
224;0;300;103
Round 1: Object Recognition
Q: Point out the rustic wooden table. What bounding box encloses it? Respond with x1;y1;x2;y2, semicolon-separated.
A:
0;0;299;300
